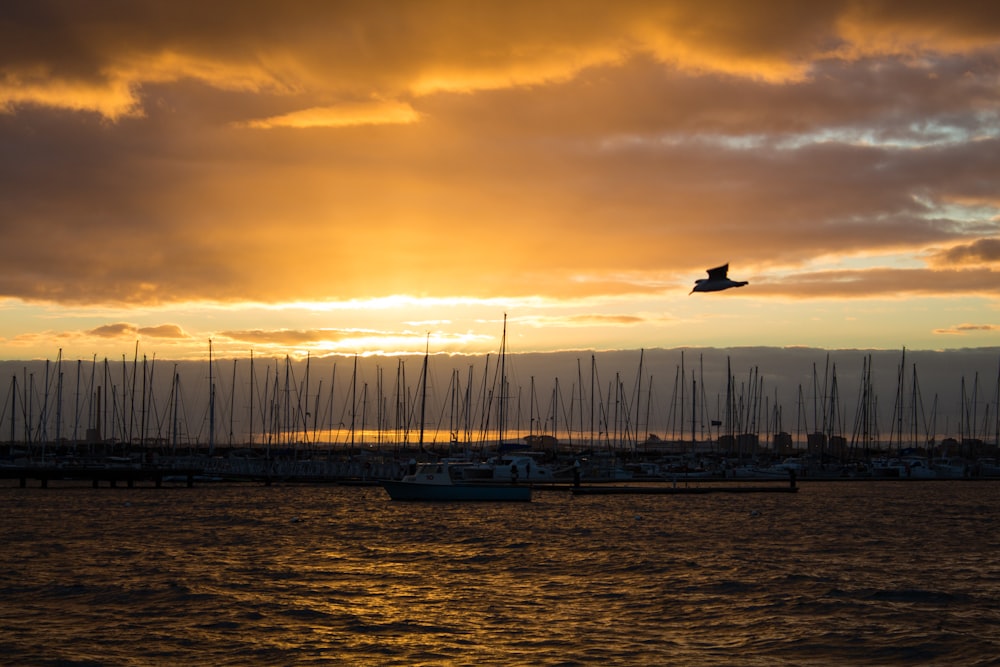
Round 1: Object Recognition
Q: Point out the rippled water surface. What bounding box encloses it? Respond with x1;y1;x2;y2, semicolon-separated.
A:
2;480;998;665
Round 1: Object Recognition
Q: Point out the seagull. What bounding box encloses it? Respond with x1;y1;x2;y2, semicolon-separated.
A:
690;263;748;294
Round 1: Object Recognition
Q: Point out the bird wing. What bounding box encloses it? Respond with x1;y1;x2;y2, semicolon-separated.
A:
706;264;729;281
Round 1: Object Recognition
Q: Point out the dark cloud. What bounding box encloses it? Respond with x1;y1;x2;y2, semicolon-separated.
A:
0;2;999;307
929;238;1000;266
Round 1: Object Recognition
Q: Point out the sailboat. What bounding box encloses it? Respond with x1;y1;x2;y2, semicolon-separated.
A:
381;319;533;501
381;460;532;501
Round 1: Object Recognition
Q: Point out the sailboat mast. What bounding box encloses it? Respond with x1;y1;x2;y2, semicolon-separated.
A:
171;367;179;454
590;355;595;448
635;349;643;449
418;335;429;450
691;373;696;445
499;314;507;446
249;351;254;448
208;339;215;456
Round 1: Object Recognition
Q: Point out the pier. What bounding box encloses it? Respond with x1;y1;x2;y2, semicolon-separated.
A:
570;482;799;495
0;465;204;488
571;470;799;495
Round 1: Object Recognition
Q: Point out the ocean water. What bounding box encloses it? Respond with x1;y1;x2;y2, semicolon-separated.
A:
1;480;998;666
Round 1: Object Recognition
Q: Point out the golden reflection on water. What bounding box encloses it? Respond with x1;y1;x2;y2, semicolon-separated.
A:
1;482;998;664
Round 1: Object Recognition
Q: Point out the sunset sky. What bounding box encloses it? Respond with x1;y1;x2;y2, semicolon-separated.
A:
2;1;1000;362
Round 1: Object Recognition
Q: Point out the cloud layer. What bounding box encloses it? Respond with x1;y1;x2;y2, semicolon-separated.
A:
1;2;999;357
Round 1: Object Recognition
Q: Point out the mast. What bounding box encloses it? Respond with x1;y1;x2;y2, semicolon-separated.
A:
73;359;81;445
552;377;560;443
896;347;906;449
9;375;16;447
498;314;507;446
418;334;429;451
726;356;733;452
41;360;49;449
171;367;179;454
249;351;254;448
577;358;585;447
680;351;685;443
691;372;697;445
140;355;147;450
529;376;536;437
302;352;310;444
350;354;357;448
327;362;337;449
465;365;474;448
55;350;64;445
635;349;643;449
590;355;595;448
128;341;138;447
208;339;215;456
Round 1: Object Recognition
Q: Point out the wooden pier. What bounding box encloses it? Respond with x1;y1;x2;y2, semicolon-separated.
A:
570;476;799;495
0;465;205;488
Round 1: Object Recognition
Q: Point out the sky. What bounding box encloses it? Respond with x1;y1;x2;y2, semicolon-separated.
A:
2;1;1000;363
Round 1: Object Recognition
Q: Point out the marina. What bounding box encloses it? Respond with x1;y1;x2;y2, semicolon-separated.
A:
3;346;999;486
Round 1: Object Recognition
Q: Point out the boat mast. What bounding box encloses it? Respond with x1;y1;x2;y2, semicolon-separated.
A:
691;372;696;446
635;349;644;449
9;375;16;448
171;366;179;454
350;354;357;448
590;355;595;448
498;314;507;447
208;339;215;456
249;351;254;448
56;350;64;446
418;335;429;451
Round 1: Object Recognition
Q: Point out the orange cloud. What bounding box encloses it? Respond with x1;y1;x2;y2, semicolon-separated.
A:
752;268;1000;298
88;323;138;338
1;1;999;315
519;313;647;328
137;324;189;339
933;323;1000;335
242;101;421;129
5;3;998;121
86;322;188;339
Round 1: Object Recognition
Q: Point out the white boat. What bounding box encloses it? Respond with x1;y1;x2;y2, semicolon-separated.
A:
931;457;970;479
461;454;555;483
381;462;532;502
871;456;937;479
724;458;802;479
975;458;1000;477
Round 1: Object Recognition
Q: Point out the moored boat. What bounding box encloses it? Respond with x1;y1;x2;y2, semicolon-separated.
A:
871;456;937;479
460;454;555;483
381;462;532;501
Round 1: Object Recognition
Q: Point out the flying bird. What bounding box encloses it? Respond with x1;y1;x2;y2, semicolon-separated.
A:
690;264;748;294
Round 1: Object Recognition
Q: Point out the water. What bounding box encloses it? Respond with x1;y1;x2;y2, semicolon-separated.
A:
1;480;998;665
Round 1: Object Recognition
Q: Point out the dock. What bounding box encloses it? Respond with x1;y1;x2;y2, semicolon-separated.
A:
0;465;205;488
571;484;798;495
570;476;799;495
